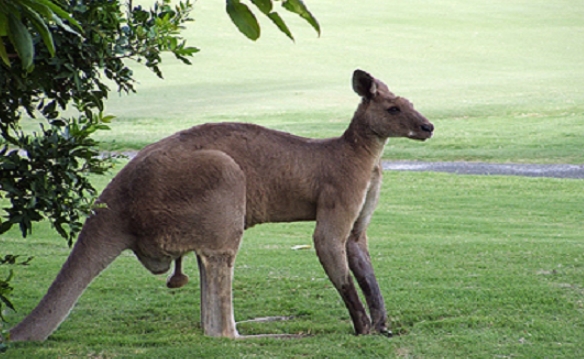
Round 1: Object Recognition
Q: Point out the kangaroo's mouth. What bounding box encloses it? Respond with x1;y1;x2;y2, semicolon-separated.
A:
408;131;433;141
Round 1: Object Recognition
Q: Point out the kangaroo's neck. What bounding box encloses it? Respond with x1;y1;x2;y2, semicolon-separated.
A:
342;101;387;161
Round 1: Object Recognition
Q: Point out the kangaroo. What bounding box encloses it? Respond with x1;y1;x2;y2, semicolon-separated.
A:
8;70;433;341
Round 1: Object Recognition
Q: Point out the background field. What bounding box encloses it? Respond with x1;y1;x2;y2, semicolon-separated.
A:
4;0;584;357
21;0;583;163
137;0;576;164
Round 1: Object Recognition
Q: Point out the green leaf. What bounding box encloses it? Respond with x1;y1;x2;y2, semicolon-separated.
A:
21;0;81;38
267;12;294;41
0;221;13;235
20;5;56;57
282;0;320;36
50;13;79;36
250;0;272;14
226;0;260;41
20;0;53;20
7;13;34;71
0;12;8;37
180;46;200;55
0;292;15;312
2;270;14;287
33;0;82;31
101;115;116;124
0;11;11;67
0;38;10;67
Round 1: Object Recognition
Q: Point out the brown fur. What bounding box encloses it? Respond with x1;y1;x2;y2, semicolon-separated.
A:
9;70;433;341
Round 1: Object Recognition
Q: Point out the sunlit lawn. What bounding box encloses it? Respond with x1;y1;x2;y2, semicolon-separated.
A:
100;0;584;164
3;172;583;358
20;0;584;163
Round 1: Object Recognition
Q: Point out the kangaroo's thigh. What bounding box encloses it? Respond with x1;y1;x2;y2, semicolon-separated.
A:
129;149;246;266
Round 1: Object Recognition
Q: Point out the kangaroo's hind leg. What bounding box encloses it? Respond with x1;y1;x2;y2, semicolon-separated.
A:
135;148;247;338
184;150;246;338
197;251;240;338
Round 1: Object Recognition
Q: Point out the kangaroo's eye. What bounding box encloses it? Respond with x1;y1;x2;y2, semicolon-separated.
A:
387;106;400;114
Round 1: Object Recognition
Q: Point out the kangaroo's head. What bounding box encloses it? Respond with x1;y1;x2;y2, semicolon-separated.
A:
352;69;433;141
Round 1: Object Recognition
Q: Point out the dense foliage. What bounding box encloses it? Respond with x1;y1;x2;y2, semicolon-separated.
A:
0;0;199;242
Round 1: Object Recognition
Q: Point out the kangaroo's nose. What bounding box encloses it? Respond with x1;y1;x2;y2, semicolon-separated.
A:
421;123;434;133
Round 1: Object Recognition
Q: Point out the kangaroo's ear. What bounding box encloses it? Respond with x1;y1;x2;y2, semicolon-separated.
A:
352;69;377;99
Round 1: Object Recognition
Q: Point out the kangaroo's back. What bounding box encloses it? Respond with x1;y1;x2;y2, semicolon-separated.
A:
145;122;360;226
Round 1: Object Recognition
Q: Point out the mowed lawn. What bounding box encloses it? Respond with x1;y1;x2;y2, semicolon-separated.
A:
3;172;583;358
4;0;584;358
78;0;584;164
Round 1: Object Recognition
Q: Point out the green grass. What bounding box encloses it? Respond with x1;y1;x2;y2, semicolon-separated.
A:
21;0;584;163
132;0;576;165
2;172;583;358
